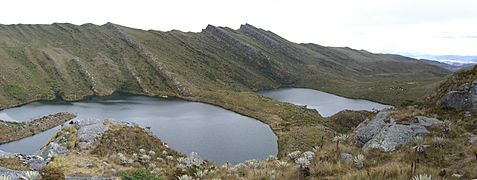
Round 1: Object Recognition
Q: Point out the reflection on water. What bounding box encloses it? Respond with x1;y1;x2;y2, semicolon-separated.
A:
261;88;392;117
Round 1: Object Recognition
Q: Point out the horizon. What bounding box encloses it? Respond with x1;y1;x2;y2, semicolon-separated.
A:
1;0;476;56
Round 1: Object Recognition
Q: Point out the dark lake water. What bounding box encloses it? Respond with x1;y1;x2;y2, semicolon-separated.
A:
0;94;277;163
261;88;392;117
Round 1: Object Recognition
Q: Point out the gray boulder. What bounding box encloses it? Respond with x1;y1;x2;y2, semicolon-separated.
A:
355;111;389;144
74;119;107;149
363;123;429;152
415;116;443;126
441;81;477;110
339;152;353;162
39;142;68;159
356;112;436;152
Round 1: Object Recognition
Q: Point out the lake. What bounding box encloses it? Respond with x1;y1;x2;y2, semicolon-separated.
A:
0;94;277;164
261;88;392;117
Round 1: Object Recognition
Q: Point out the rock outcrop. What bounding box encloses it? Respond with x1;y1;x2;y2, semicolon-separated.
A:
441;81;477;110
74;119;107;149
355;111;442;152
355;111;389;144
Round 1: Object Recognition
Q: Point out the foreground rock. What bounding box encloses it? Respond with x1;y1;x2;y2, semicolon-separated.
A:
355;111;442;152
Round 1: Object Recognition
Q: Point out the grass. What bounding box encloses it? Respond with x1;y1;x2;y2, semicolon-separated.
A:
0;157;30;171
0;112;76;144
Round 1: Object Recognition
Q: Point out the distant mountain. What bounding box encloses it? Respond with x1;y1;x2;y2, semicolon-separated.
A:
419;59;475;71
0;23;450;107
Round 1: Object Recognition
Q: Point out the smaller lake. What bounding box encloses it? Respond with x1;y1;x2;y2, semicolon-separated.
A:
0;94;277;163
261;88;392;117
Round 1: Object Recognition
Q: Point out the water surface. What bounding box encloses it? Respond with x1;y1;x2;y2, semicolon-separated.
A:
0;94;277;163
261;88;392;117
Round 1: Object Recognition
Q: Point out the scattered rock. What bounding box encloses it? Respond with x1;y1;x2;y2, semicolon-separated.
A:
79;162;93;168
415;116;443;126
355;111;389;144
339;152;353;162
16;154;47;170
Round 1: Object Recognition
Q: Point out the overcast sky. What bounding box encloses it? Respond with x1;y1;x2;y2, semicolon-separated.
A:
2;0;476;55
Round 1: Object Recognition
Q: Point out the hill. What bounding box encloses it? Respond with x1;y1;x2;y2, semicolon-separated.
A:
0;23;450;109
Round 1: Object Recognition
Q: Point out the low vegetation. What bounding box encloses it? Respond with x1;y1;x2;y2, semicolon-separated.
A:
0;112;76;144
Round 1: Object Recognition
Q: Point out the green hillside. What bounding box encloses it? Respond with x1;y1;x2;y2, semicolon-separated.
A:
0;23;449;108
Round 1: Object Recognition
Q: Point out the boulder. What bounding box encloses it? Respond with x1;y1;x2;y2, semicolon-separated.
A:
339;152;353;162
355;111;389;144
74;119;107;149
441;81;477;110
356;112;435;152
39;142;68;159
415;116;443;126
363;123;429;152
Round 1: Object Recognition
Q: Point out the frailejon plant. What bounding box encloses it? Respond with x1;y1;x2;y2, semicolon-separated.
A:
194;169;208;178
411;174;432;180
413;136;427;155
287;151;301;160
276;161;289;169
22;171;41;180
302;151;315;161
0;175;12;180
353;154;365;169
432;137;445;148
176;174;193;180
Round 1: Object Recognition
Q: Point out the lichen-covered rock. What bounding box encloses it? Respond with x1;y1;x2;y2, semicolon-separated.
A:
363;123;429;152
355;111;389;144
415;116;443;126
356;112;435;152
16;154;47;170
39;142;68;158
75;119;107;149
339;152;353;162
441;81;477;110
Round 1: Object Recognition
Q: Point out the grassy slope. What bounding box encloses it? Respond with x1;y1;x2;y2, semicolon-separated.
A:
0;112;76;144
0;23;451;155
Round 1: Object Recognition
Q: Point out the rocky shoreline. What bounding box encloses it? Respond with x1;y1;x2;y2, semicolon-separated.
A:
0;112;76;144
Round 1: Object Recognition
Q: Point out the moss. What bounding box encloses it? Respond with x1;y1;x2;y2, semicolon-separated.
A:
118;169;162;180
0;157;29;171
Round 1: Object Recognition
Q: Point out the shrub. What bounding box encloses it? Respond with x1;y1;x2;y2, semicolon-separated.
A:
39;166;65;180
118;169;162;180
